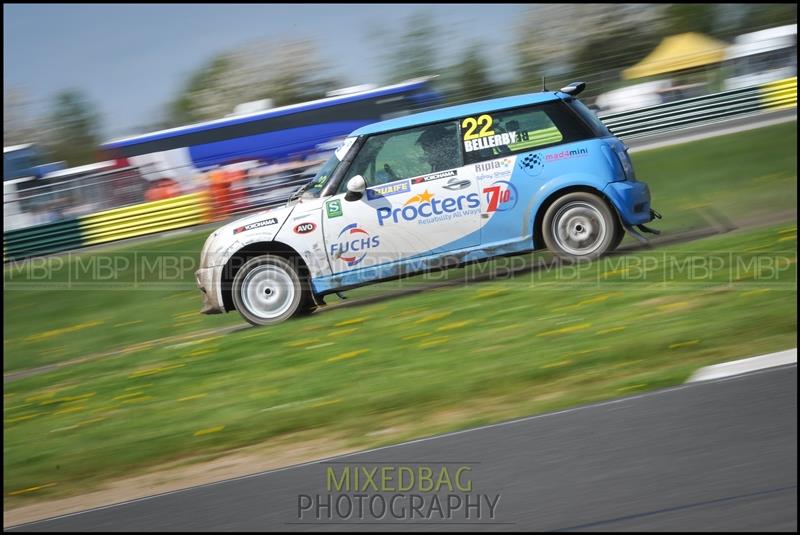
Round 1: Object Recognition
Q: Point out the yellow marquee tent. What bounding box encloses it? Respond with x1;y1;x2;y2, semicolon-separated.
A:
623;32;729;80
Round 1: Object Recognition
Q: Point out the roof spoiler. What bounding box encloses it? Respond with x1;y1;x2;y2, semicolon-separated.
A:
559;81;586;96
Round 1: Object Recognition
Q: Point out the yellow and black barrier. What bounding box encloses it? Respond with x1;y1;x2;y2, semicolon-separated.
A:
4;191;213;262
761;76;797;110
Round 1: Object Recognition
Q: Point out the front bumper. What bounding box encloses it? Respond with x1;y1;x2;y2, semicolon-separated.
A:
195;266;224;314
603;180;653;226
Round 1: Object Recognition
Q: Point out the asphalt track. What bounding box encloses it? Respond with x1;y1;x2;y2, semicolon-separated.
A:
10;364;797;531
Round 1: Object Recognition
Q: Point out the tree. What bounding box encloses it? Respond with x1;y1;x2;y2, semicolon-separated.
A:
736;4;797;35
163;39;339;127
512;4;665;93
372;10;441;85
43;90;102;166
4;87;39;147
451;44;496;103
662;4;717;36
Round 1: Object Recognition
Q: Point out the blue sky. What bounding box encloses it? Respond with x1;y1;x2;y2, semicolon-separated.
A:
4;4;529;139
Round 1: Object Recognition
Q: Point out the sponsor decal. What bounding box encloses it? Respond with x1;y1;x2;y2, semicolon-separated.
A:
545;148;589;161
464;132;518;153
442;177;471;191
376;189;481;226
410;169;457;185
294;222;317;234
474;158;513;174
326;199;343;218
483;180;518;212
461;114;518;152
329;223;380;267
518;153;544;177
366;180;411;200
233;218;278;234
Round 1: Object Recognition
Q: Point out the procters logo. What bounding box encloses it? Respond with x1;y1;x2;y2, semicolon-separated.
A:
329;223;380;266
376;189;481;226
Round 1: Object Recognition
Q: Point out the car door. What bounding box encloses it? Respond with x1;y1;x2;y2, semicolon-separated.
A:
321;121;481;277
459;104;576;247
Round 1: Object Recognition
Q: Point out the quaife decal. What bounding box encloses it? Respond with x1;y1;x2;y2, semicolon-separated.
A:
294;222;316;234
330;223;380;267
376;189;481;226
326;199;343;218
366;180;411;200
483;181;518;212
233;218;278;234
411;169;457;185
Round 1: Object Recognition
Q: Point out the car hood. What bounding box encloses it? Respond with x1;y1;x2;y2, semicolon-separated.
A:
200;204;297;268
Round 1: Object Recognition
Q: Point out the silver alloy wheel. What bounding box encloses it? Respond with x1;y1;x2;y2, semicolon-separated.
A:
552;201;608;256
240;264;296;320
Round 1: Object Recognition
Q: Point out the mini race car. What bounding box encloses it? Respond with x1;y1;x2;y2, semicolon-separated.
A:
196;82;660;326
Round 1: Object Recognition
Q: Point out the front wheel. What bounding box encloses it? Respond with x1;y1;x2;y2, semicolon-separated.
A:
232;255;307;326
542;192;621;261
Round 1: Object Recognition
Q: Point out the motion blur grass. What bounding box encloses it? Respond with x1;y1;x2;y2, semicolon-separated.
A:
4;222;797;504
3;121;798;504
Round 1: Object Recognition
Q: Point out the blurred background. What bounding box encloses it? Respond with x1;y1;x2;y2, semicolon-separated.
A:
3;4;797;244
3;4;797;525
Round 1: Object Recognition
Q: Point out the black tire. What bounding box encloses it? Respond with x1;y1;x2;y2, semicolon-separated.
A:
231;255;306;326
609;220;626;251
541;191;621;261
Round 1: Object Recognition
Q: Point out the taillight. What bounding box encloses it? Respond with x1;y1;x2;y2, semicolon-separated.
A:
615;145;636;181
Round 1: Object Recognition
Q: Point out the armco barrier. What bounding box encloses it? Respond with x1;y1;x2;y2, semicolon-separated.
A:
80;191;211;246
4;192;212;262
3;218;86;261
3;78;796;262
600;76;796;139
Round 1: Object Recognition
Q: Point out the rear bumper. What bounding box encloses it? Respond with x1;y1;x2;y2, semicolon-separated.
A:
195;266;224;314
603;180;653;226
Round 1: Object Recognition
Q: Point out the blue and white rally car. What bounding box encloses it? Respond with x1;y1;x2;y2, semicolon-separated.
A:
196;82;659;325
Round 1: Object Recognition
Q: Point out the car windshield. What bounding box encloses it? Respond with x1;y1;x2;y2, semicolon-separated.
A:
294;137;357;200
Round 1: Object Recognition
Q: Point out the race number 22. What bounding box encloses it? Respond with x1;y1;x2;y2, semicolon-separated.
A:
462;114;495;140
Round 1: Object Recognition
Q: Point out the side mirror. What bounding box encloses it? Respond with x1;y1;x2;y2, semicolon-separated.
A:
344;175;366;202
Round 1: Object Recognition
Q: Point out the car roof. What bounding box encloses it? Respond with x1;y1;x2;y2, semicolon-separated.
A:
351;91;568;136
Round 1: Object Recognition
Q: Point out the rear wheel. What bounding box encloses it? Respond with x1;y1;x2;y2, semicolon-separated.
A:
542;191;621;261
232;255;307;326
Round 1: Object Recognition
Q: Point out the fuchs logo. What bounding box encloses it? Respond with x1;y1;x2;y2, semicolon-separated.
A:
545;148;589;161
376;189;481;226
233;218;278;234
483;180;518;212
329;223;380;266
518;153;544;177
293;222;316;234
